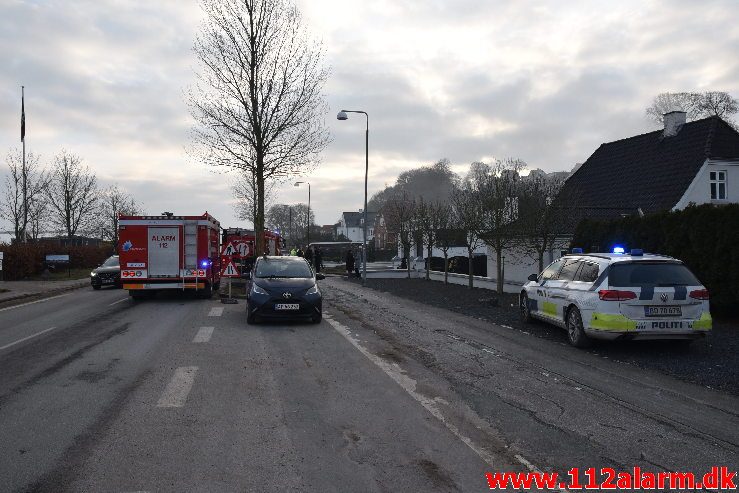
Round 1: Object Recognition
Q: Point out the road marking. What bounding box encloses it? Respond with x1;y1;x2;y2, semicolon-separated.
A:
0;293;71;313
208;307;224;317
157;366;198;408
325;314;568;491
0;327;57;351
108;298;128;306
193;326;214;343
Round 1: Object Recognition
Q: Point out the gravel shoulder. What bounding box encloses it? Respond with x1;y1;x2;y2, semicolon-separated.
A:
347;276;739;395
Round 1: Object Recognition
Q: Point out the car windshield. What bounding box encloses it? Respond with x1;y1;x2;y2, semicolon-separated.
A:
255;258;313;278
609;262;700;287
102;256;119;267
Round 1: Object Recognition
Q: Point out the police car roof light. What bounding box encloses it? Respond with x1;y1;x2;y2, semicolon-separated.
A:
571;247;583;254
630;249;643;256
612;246;625;254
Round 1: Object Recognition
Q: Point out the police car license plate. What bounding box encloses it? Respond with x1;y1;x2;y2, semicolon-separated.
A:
275;303;300;311
645;306;681;317
102;279;114;284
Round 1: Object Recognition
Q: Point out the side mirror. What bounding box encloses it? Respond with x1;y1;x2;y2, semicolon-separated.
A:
528;273;539;282
315;273;325;280
242;271;251;280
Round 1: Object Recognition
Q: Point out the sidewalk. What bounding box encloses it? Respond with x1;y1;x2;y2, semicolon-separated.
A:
0;277;90;306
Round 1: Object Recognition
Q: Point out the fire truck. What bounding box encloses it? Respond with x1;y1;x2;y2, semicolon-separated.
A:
118;212;221;299
220;228;283;275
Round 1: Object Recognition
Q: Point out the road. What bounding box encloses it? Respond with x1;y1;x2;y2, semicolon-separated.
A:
0;279;737;492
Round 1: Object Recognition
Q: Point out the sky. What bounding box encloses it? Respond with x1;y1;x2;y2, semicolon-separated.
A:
1;0;738;234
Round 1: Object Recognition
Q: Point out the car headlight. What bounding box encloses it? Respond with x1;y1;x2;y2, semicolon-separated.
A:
90;271;97;277
252;284;269;295
306;284;319;295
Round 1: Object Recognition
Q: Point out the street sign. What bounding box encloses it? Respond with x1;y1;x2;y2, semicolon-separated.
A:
220;260;240;277
46;254;70;263
221;240;251;257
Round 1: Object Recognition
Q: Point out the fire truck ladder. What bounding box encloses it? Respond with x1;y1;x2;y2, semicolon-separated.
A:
184;220;198;290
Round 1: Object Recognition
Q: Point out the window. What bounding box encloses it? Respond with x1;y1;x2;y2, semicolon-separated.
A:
710;170;727;200
575;262;600;283
557;260;581;281
540;258;565;280
608;262;700;287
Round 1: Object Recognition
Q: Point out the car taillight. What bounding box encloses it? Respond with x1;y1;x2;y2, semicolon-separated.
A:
598;289;637;301
689;289;709;300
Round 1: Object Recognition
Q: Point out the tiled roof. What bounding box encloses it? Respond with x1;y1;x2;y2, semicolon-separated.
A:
560;116;739;214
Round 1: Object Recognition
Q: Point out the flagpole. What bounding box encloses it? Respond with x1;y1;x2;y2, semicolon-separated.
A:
21;86;27;243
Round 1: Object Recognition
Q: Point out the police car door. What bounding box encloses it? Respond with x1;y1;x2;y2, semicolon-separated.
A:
532;258;566;320
547;258;581;324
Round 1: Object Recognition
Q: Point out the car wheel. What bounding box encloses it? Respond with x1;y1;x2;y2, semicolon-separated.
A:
92;284;101;290
566;306;591;348
519;292;532;323
311;312;322;324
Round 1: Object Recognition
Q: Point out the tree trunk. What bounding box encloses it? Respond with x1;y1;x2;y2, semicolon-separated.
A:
467;247;473;289
406;243;411;279
255;155;266;255
496;247;503;295
538;250;544;273
443;251;448;284
426;244;432;280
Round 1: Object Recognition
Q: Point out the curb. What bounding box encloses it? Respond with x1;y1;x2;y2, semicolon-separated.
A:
0;280;90;309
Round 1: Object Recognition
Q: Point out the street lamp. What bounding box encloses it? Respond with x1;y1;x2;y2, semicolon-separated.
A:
337;109;369;286
294;181;310;246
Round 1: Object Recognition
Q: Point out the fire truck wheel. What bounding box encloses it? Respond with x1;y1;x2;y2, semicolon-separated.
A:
130;291;145;300
198;283;213;299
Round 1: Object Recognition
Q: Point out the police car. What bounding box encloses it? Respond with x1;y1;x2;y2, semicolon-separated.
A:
519;248;712;347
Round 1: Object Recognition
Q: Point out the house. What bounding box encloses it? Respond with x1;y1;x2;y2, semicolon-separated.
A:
490;112;739;288
372;212;397;249
336;210;376;243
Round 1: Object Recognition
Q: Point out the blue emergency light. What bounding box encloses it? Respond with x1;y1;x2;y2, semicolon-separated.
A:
200;259;210;268
571;247;583;253
612;246;625;254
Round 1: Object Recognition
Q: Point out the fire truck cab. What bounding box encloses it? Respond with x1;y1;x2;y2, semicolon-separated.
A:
118;212;221;299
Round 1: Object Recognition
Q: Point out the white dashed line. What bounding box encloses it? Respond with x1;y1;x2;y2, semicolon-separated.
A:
208;307;224;317
157;366;198;408
108;298;128;306
192;326;214;343
0;327;57;351
0;293;71;312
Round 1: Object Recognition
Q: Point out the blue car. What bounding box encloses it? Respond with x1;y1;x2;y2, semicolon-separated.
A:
246;256;324;324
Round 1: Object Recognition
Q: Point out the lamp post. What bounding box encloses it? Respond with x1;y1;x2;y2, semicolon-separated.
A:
337;109;369;286
294;181;310;246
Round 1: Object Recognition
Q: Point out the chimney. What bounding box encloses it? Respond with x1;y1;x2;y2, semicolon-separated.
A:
663;111;686;137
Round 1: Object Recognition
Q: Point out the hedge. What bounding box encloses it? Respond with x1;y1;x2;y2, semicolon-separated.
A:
571;203;739;310
0;243;113;280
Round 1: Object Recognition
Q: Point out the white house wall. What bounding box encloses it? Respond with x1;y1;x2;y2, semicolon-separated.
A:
486;242;569;287
673;159;739;210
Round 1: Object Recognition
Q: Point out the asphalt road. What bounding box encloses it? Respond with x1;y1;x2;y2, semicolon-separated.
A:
0;281;737;492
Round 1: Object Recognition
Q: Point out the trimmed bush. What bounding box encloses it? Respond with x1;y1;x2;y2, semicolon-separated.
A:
572;204;739;310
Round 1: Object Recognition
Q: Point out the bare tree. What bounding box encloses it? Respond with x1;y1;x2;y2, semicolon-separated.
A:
517;175;576;272
98;185;140;249
383;190;416;279
189;0;330;255
265;203;313;244
432;202;457;284
469;158;525;294
451;184;485;289
0;149;48;242
646;91;738;126
45;150;99;240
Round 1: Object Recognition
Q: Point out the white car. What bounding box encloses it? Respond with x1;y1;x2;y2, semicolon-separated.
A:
519;248;712;347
